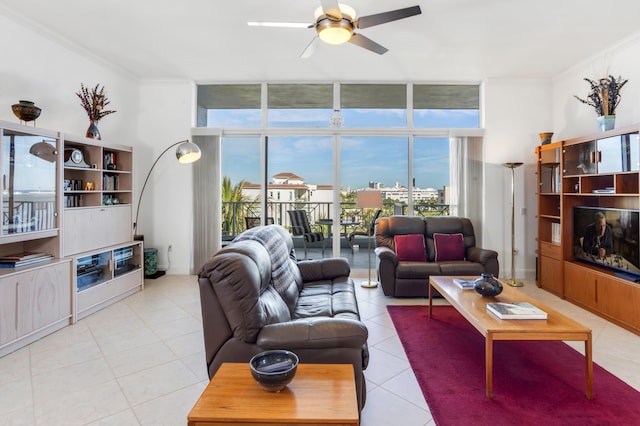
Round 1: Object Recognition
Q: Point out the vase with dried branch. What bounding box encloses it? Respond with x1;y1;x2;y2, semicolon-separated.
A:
75;83;117;139
574;75;628;131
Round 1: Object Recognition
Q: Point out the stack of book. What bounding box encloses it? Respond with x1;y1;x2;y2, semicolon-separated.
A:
486;302;547;320
453;277;476;290
0;252;54;268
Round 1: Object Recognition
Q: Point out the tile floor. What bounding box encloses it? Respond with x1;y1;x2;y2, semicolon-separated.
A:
1;269;640;425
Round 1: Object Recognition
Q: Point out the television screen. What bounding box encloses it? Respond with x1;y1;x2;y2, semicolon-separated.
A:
573;206;640;277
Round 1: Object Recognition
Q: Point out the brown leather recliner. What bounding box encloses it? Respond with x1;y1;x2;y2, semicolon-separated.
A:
197;224;369;411
375;216;499;297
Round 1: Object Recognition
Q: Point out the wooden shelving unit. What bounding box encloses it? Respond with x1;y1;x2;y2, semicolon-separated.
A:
536;125;640;334
0;120;143;357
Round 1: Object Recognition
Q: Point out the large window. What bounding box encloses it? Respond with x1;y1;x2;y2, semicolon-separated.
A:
221;137;260;238
198;83;480;129
340;84;407;128
268;84;333;127
413;84;480;128
198;84;261;127
197;83;481;249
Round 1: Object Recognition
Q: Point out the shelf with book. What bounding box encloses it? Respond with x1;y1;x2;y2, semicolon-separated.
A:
537;125;640;335
536;141;564;296
62;134;133;209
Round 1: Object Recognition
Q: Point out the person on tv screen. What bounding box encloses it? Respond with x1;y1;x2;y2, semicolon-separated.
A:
583;211;613;258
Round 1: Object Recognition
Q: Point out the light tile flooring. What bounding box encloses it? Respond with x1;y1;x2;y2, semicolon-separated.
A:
1;271;640;425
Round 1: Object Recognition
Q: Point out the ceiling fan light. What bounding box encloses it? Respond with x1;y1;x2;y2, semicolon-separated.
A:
319;26;353;44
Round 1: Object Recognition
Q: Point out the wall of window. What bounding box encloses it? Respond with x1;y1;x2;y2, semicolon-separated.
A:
198;82;481;253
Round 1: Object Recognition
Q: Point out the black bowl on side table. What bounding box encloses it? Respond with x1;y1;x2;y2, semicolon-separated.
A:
249;350;299;392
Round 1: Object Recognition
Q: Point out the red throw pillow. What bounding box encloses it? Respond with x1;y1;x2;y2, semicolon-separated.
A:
394;234;426;262
434;233;465;262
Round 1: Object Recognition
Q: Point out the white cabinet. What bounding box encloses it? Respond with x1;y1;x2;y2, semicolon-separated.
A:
0;121;141;357
0;279;17;346
74;241;143;320
0;260;71;356
63;205;132;256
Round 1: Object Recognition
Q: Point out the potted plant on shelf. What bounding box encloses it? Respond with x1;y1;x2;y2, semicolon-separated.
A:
75;83;117;140
574;75;628;132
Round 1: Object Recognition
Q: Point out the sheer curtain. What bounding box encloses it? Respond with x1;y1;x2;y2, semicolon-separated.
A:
449;136;484;242
192;134;221;274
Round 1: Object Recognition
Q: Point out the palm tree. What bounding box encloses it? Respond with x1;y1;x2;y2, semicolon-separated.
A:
222;176;248;237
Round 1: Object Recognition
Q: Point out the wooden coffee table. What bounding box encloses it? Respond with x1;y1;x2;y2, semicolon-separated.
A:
187;363;359;425
429;276;593;399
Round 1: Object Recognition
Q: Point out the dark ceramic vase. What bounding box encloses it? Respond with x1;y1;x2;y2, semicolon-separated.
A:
12;100;41;124
473;273;503;298
86;120;101;140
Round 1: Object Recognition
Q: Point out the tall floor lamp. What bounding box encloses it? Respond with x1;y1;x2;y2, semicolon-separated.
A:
133;140;202;239
356;190;383;288
503;162;524;287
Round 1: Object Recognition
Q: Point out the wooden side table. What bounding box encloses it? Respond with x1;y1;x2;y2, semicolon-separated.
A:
188;363;359;425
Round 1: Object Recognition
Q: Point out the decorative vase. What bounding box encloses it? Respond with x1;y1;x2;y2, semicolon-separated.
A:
597;115;615;132
473;273;503;298
86;120;101;140
538;132;553;145
12;100;41;125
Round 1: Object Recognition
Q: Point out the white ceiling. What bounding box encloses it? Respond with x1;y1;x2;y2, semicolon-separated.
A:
2;0;640;82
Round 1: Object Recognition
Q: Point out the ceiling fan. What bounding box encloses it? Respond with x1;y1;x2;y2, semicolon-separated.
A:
248;1;422;58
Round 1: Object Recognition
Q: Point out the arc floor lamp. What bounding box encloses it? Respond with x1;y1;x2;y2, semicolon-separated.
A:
133;140;202;239
503;162;524;287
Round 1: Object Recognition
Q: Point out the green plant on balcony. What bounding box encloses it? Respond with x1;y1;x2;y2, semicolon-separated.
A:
222;177;248;236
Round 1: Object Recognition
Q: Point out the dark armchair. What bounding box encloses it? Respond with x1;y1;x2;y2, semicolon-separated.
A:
287;209;327;257
198;225;369;411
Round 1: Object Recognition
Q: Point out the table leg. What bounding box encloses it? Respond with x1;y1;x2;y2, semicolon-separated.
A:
428;282;433;318
486;334;493;398
585;333;593;399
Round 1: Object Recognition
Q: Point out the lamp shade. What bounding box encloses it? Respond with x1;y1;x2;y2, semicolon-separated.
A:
356;190;383;209
176;141;202;164
29;140;57;163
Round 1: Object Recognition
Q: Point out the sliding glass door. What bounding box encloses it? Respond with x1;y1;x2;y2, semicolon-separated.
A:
413;137;450;216
221;136;260;241
266;136;333;232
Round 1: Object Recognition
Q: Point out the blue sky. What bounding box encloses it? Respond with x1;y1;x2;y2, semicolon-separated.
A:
218;108;477;190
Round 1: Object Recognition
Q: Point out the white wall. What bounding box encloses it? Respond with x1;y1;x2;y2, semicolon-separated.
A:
135;81;196;274
0;14;138;140
483;79;552;280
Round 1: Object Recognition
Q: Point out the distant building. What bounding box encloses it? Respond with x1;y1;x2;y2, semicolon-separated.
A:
367;181;443;204
243;172;333;203
244;174;449;206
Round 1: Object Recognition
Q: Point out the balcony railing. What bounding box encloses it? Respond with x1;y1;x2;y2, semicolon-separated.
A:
222;201;449;239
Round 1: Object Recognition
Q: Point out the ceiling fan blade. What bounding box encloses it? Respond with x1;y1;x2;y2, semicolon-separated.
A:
320;0;342;19
301;37;320;58
248;21;311;29
349;33;388;55
356;5;422;29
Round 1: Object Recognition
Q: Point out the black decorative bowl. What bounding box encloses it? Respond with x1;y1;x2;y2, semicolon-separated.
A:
249;350;299;392
473;273;503;297
12;100;41;122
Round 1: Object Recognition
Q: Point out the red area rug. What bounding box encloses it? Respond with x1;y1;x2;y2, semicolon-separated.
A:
388;305;640;426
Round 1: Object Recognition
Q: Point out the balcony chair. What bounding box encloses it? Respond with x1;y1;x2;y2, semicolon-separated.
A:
287;209;327;258
347;209;383;253
245;216;274;230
